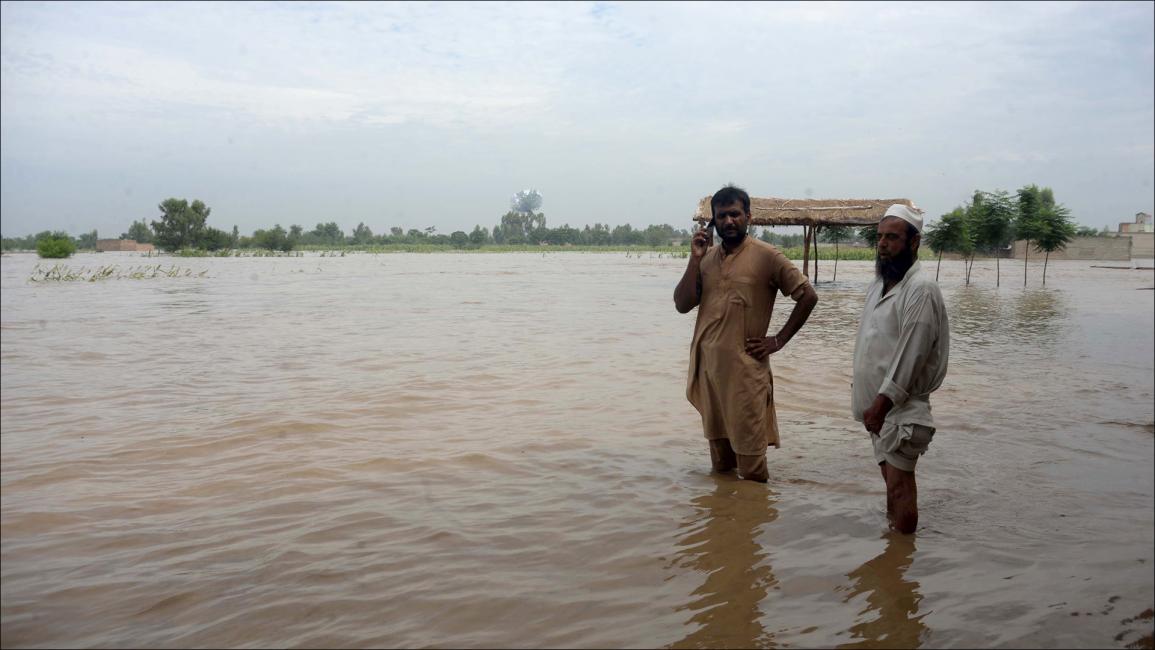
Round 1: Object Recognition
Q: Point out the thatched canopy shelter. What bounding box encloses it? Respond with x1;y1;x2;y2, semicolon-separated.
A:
693;196;920;279
694;196;917;227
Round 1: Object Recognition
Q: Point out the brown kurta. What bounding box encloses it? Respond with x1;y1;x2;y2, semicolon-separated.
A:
686;236;809;455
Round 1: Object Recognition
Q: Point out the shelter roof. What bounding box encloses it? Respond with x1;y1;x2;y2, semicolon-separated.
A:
694;196;919;227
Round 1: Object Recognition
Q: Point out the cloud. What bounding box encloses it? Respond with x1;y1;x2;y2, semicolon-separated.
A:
1;0;1152;237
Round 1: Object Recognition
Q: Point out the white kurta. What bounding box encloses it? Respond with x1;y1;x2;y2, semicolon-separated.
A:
851;261;950;427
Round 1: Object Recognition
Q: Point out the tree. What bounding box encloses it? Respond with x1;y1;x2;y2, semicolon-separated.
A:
152;198;210;252
611;223;644;246
1075;225;1099;237
310;222;343;246
923;209;971;282
199;227;232;251
582;223;611;246
970;189;1015;287
1035;204;1077;285
469;225;490;246
123;219;153;243
957;213;977;285
858;224;880;249
76;229;99;250
1015;185;1045;287
644;224;676;247
498;211;531;244
2;233;39;251
820;225;852;281
546;224;580;246
37;232;76;258
352;222;374;246
252;224;292;251
449;231;470;249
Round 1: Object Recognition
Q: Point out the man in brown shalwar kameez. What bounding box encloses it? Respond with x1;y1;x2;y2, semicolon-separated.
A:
674;185;818;482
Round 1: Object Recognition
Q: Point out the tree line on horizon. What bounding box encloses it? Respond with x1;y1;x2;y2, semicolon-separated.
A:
2;199;827;255
3;187;1104;269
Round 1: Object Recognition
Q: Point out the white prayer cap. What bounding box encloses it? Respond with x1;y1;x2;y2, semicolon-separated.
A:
883;204;924;234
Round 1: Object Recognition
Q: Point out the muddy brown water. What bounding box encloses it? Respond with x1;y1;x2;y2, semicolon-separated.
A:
2;252;1152;648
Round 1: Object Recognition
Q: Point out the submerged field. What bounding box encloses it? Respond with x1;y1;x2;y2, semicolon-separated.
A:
2;252;1152;648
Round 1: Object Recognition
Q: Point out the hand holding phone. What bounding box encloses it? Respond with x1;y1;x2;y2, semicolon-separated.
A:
691;220;713;259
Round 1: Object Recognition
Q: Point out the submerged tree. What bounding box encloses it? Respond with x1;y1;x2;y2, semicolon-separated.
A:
969;190;1015;287
469;225;490;246
310;222;344;246
36;231;76;259
923;209;970;282
1035;203;1077;286
123;219;153;243
199;227;233;251
76;229;99;250
252;224;292;252
1015;185;1045;287
351;222;374;245
820;225;852;281
152;198;211;252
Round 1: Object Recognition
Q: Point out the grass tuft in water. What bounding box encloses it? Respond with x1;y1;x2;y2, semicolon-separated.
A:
29;263;209;283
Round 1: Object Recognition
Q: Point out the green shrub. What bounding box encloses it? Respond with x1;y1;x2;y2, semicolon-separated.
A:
36;237;76;259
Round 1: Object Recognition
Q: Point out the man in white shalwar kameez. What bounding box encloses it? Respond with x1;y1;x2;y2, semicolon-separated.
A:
852;204;949;534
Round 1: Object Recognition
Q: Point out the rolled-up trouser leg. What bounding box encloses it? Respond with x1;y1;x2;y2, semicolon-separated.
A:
736;453;768;482
708;439;737;473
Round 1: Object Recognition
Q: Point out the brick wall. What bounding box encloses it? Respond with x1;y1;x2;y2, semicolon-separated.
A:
1010;236;1131;261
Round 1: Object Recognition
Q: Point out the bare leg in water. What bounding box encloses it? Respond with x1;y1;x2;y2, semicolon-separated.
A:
881;462;918;534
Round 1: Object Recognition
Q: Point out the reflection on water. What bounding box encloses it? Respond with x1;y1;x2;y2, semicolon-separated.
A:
669;478;779;649
947;287;1068;361
836;534;927;649
947;287;1003;345
1009;289;1066;340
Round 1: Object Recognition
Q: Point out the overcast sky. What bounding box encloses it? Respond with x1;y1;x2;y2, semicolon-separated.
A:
1;1;1152;238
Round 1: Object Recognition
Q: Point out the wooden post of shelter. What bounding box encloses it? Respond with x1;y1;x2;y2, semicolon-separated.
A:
813;226;822;282
693;196;920;282
801;226;812;278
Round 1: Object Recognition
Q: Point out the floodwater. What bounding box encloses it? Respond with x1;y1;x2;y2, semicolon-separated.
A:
1;251;1152;649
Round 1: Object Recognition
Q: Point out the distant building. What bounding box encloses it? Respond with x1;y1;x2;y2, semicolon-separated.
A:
1119;212;1154;234
1103;214;1154;258
96;239;155;252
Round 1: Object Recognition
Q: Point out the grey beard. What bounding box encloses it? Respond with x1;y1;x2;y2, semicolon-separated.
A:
876;247;914;283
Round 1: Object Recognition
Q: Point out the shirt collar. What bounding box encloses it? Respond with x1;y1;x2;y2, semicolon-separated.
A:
878;261;922;302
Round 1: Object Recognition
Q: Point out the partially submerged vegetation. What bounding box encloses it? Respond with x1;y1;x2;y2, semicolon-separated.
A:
29;263;207;283
36;235;77;259
924;184;1077;286
171;248;305;258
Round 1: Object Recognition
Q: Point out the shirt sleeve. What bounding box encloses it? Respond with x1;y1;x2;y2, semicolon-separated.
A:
878;285;941;407
770;249;810;300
